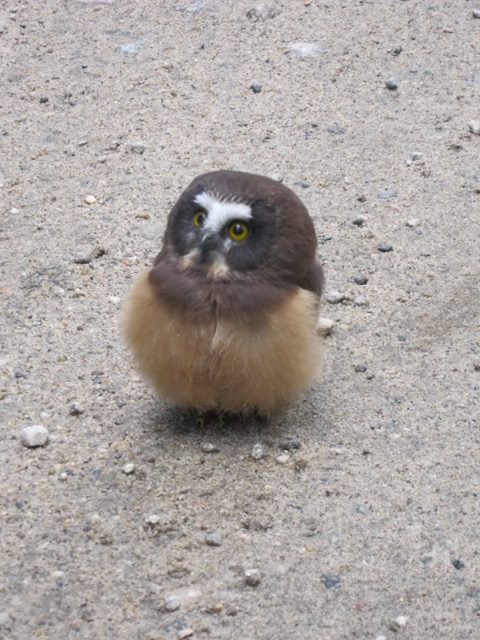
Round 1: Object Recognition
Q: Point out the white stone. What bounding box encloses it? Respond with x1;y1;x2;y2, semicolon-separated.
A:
251;443;266;460
122;463;135;475
84;194;97;204
316;317;335;336
468;120;480;135
178;629;194;639
406;218;420;227
325;290;345;304
145;514;160;525
21;425;49;448
276;453;290;465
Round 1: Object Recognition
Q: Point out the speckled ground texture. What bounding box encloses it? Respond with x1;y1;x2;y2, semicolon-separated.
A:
1;1;480;639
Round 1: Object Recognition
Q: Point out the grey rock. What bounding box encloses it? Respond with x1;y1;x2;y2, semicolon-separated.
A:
122;463;136;475
163;595;181;612
69;402;83;416
352;214;367;226
354;363;368;373
321;573;341;589
468;120;480;135
377;188;398;201
127;142;146;154
353;294;369;306
325;290;345;304
244;568;261;586
316;317;335;336
385;77;398;90
378;242;393;252
406;218;420;227
201;442;219;453
21;425;49;448
250;83;262;93
353;275;368;285
279;438;301;450
251;442;266;460
205;531;222;547
473;9;480;19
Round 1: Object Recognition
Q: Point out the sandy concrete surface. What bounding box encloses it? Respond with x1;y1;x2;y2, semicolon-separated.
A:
1;1;480;638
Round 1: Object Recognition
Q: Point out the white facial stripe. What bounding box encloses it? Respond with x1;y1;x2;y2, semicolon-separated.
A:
194;191;252;233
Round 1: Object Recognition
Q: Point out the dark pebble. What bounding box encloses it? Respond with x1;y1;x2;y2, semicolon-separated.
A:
250;83;262;93
39;96;49;103
279;438;301;451
452;559;465;570
392;46;403;55
378;242;393;252
354;275;368;285
354;364;368;373
321;573;341;589
385;78;398;90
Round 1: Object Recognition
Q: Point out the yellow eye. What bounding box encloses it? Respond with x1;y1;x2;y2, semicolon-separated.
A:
228;221;250;242
193;210;207;228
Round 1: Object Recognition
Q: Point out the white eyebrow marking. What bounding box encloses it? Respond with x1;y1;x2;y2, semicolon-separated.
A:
194;191;252;233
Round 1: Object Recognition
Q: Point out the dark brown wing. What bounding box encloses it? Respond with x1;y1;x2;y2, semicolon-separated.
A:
297;261;324;298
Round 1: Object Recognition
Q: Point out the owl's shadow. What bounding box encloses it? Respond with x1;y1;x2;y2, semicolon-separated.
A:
141;399;317;446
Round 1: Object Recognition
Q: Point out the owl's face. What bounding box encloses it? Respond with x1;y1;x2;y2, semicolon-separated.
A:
170;188;279;278
162;170;317;283
150;170;320;320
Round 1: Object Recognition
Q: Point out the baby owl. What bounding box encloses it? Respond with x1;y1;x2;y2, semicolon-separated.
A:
123;170;324;414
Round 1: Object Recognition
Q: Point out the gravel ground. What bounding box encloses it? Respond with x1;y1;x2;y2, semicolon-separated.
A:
1;1;480;639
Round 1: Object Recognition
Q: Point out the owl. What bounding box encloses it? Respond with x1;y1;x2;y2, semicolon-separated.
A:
122;170;324;415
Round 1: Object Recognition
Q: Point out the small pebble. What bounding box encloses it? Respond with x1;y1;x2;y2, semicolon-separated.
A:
84;194;97;204
276;453;290;465
353;294;369;307
325;290;345;304
163;595;181;612
408;151;424;163
406;218;420;227
250;83;262;93
321;573;341;589
10;207;20;215
122;463;136;475
468;120;480;135
392;45;403;55
316;317;335;336
391;615;408;630
452;558;465;570
128;142;146;154
385;77;398;90
378;242;393;252
69;402;83;416
354;364;368;373
178;629;194;639
377;188;398;201
39;96;49;103
78;139;88;147
352;214;367;226
21;425;49;448
201;443;219;453
353;275;368;285
205;531;222;547
244;569;261;586
279;438;301;450
251;443;266;460
145;514;160;526
473;9;480;19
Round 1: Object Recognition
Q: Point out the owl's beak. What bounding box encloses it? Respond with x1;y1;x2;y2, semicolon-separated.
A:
199;233;222;262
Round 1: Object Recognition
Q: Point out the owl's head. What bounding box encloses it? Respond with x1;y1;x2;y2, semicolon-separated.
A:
160;170;317;285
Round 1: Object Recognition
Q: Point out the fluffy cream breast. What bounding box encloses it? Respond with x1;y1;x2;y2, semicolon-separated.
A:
122;272;322;414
